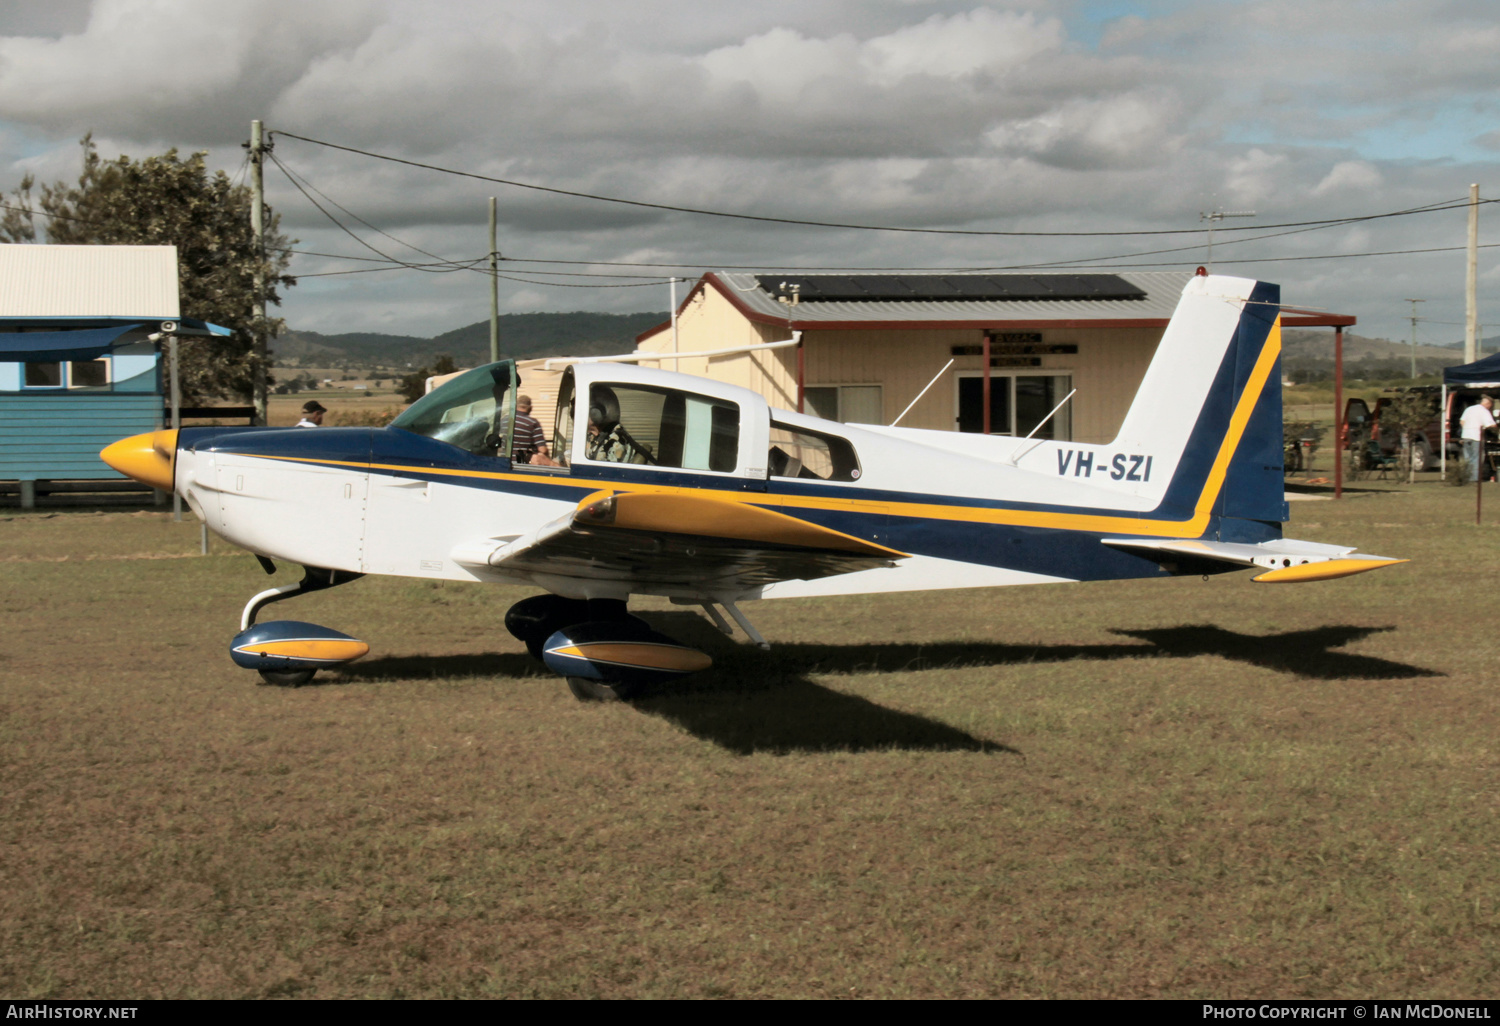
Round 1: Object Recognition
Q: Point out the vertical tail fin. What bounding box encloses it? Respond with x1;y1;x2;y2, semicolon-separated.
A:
1115;274;1286;530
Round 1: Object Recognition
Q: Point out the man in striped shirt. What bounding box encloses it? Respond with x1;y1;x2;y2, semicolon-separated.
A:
512;395;551;465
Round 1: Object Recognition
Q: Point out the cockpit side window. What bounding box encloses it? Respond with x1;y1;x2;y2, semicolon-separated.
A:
389;362;515;457
768;421;861;481
583;383;740;472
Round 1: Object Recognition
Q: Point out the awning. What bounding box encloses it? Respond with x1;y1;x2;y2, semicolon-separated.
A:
179;318;233;337
0;324;144;362
1443;352;1500;387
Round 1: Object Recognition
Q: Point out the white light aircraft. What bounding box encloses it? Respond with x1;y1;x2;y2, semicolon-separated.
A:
102;273;1403;699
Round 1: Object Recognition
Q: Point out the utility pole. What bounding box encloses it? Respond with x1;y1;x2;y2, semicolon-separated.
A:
489;197;500;364
1404;298;1425;381
1466;184;1480;364
249;119;268;425
1200;209;1256;270
670;277;679;357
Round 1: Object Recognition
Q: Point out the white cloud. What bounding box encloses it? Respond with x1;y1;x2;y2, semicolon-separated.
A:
986;90;1185;170
1224;149;1288;207
860;8;1064;81
0;0;1496;342
0;0;380;140
1313;161;1383;197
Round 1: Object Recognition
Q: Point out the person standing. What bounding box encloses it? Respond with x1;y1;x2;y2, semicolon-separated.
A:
296;400;326;427
1459;395;1496;481
511;395;550;464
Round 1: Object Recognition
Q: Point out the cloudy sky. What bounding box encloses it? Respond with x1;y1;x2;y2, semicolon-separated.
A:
1;0;1497;343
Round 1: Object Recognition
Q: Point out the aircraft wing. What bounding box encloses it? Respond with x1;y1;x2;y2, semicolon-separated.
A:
451;490;908;591
1101;537;1406;582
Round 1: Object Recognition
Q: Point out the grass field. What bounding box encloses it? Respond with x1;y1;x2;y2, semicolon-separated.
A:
2;481;1497;999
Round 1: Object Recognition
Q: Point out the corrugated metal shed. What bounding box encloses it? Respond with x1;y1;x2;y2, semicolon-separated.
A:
0;244;180;319
711;270;1192;327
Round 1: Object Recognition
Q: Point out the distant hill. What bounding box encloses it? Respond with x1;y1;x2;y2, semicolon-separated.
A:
1280;329;1500;380
276;310;670;369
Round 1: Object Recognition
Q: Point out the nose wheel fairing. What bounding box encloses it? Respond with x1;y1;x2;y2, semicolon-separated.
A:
230;564;369;687
230;619;370;686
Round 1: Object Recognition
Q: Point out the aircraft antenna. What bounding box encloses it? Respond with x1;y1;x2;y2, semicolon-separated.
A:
891;359;954;427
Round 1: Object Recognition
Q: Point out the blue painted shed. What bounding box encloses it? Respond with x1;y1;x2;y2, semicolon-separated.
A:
0;244;225;507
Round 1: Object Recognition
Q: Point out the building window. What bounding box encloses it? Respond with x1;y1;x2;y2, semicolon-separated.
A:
21;359;111;390
70;359;110;389
804;385;882;425
957;373;1072;439
24;362;64;387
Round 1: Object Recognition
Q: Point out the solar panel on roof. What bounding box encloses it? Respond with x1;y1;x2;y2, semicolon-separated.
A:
752;274;1147;302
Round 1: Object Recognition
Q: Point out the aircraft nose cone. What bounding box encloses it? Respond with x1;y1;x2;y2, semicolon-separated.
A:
101;429;178;492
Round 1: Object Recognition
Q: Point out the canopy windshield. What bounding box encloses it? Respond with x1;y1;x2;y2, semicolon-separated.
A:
389;361;516;456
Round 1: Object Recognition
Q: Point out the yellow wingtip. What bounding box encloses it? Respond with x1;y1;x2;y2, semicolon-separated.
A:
1253;558;1408;583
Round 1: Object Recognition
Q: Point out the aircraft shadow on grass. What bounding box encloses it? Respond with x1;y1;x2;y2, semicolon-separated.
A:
339;648;1013;757
331;615;1434;757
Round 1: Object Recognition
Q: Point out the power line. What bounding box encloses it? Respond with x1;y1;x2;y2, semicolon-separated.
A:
1109;241;1500;270
273;154;470;269
289;238;1500;283
271;128;1495;239
268;151;486;276
0;201;104;228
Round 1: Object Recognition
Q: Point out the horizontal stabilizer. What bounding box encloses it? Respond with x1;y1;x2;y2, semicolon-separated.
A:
1102;536;1405;582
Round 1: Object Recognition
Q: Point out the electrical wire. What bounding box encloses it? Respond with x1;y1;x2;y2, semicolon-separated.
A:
271;129;1498;239
0;201;104;228
268;151;486;275
289;238;1500;283
273;154;474;269
1098;241;1500;271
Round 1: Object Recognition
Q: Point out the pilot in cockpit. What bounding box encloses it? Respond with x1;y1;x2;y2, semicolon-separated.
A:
585;388;652;464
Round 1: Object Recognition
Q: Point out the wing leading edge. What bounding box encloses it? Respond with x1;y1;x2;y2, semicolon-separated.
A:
452;491;908;591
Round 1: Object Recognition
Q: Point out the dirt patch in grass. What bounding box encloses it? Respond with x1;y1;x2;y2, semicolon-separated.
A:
1;488;1497;997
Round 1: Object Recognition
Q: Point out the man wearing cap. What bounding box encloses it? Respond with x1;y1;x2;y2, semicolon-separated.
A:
296;400;327;428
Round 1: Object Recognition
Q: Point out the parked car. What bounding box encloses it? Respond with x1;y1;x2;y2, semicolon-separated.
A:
1342;386;1500;473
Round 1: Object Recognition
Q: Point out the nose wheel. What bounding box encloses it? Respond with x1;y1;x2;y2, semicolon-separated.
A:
565;677;640;702
257;667;317;688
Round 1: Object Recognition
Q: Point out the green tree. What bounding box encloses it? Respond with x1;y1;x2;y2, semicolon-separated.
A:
396;355;459;403
1;134;295;404
1381;391;1436;483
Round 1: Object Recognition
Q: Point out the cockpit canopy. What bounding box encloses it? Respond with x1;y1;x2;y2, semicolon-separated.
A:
386;358;863;484
389;361;516;456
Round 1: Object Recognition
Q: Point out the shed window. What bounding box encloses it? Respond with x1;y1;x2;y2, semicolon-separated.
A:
21;359;112;390
70;360;109;389
24;362;63;388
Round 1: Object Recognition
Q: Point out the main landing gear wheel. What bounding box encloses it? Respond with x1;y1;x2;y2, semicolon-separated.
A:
257;667;316;687
505;594;645;661
565;677;641;702
506;594;592;661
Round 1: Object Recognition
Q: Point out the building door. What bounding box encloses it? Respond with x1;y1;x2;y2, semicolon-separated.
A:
956;373;1072;438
